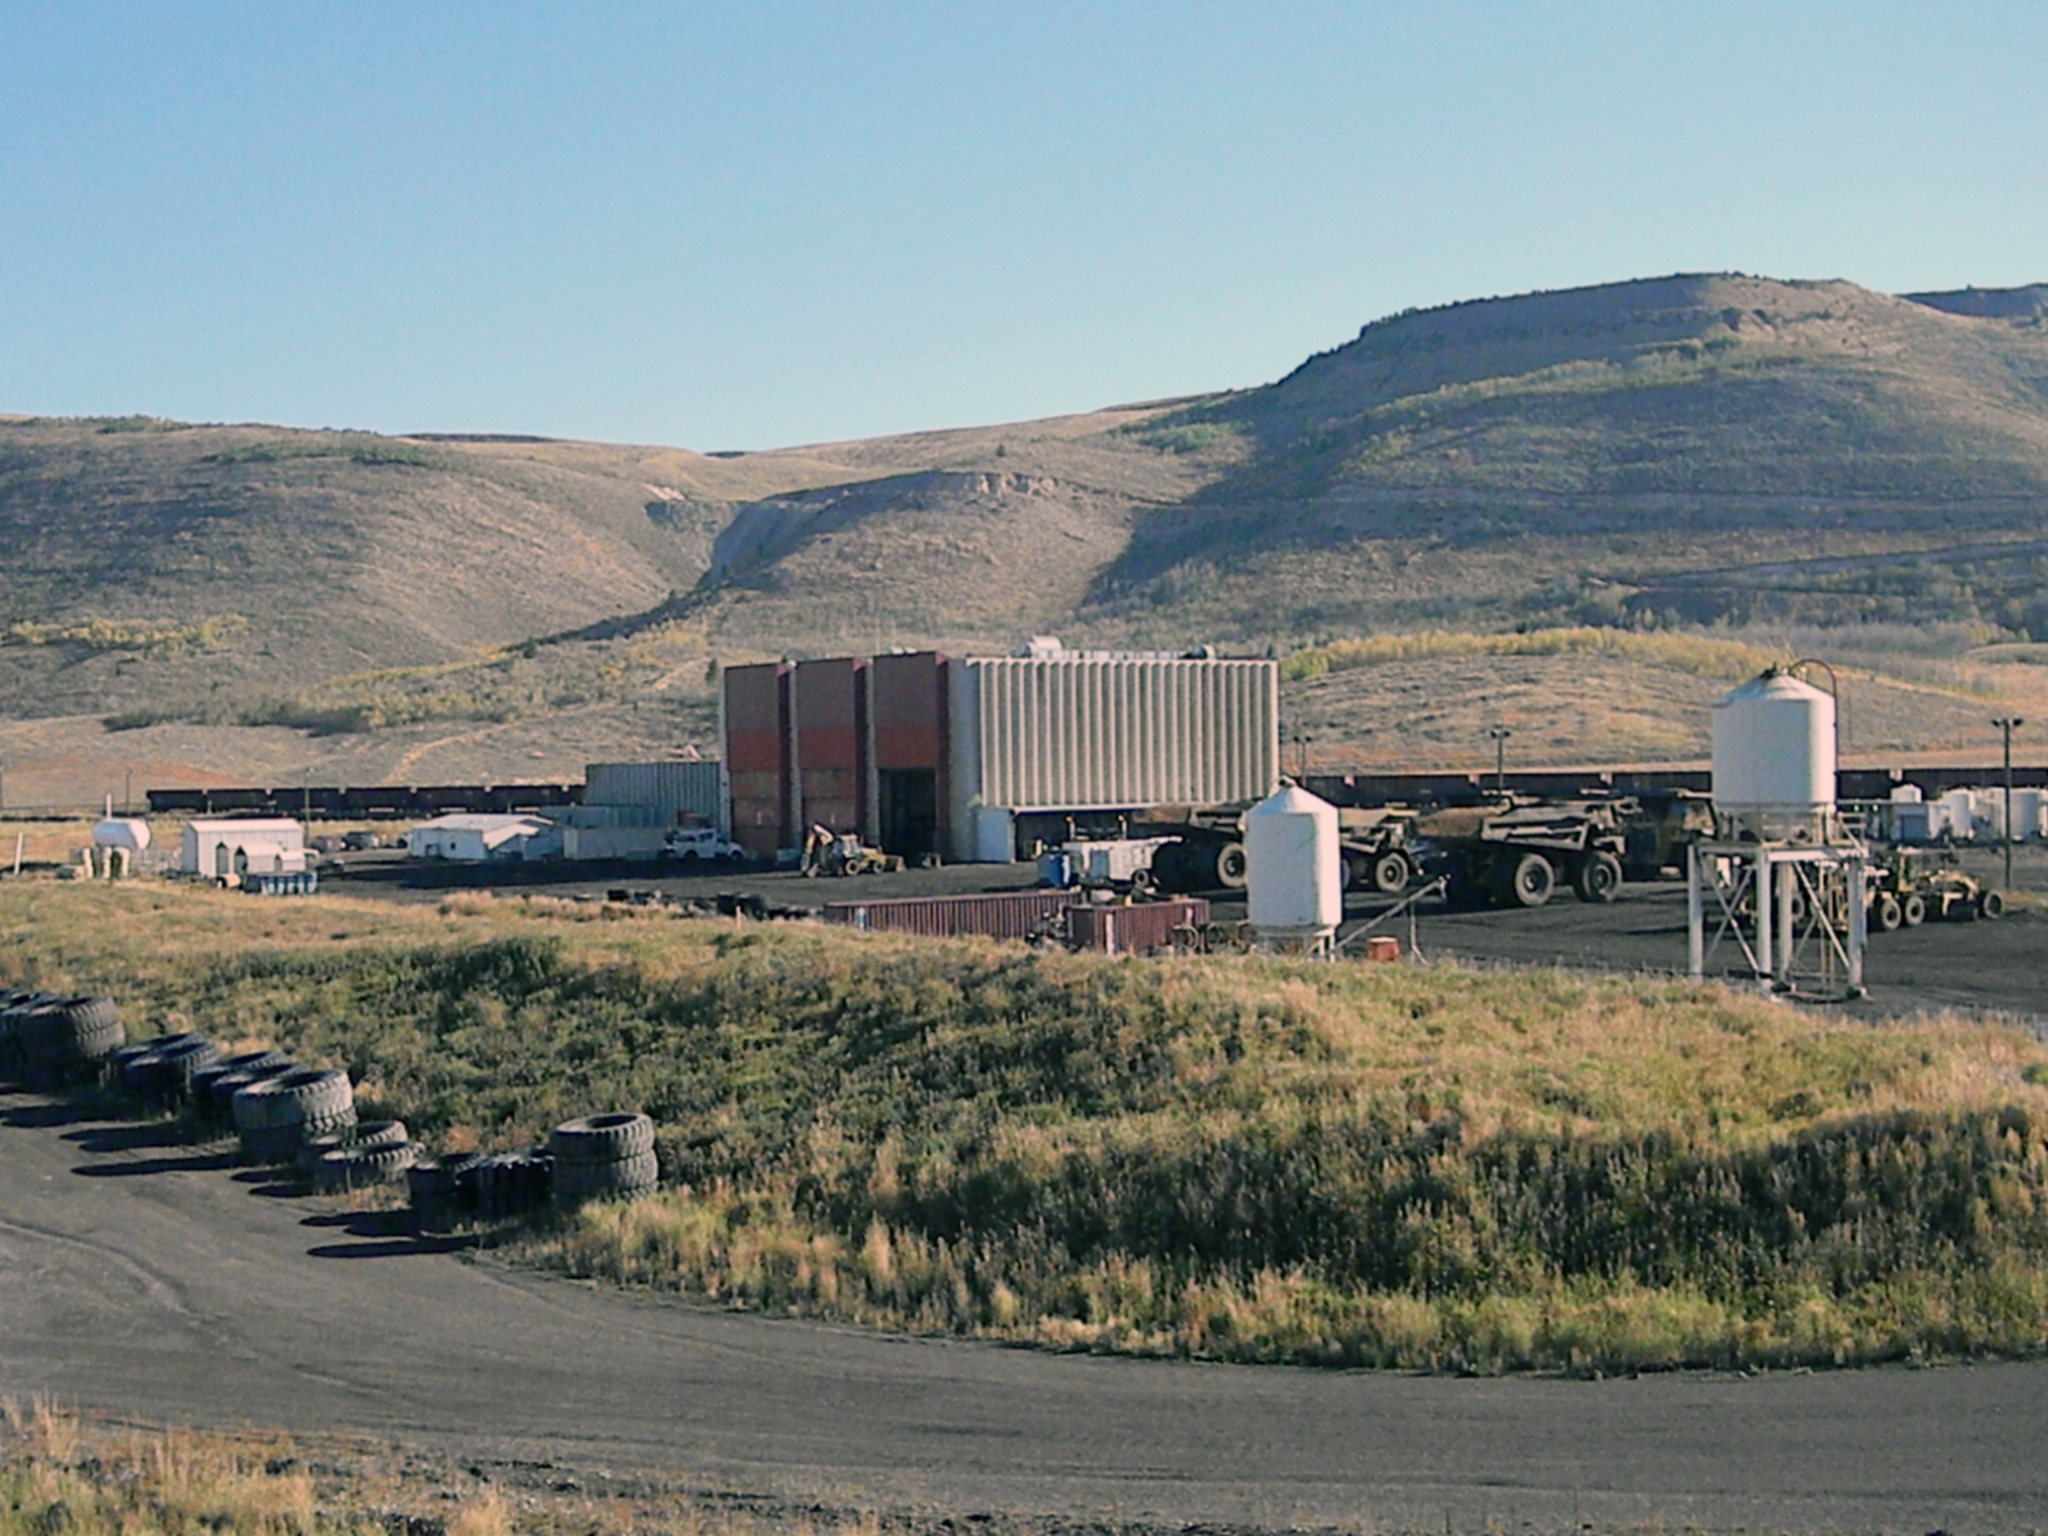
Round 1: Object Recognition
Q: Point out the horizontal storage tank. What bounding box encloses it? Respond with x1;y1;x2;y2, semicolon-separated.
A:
1711;669;1835;834
92;818;150;855
1246;784;1342;941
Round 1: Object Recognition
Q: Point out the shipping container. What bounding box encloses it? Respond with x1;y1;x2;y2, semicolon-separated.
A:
1066;898;1211;955
822;889;1072;941
584;761;726;831
724;663;791;859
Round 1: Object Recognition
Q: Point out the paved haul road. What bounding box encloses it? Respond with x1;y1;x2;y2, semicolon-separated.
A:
4;1095;2046;1533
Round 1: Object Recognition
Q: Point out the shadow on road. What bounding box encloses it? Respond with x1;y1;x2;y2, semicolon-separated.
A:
2;1101;91;1130
65;1121;195;1154
301;1206;475;1260
72;1149;241;1177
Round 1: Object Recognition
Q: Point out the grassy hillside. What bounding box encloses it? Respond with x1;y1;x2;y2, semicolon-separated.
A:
10;880;2048;1375
4;273;2047;794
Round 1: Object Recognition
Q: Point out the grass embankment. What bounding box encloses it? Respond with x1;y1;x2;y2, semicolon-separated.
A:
6;882;2048;1375
0;1400;856;1536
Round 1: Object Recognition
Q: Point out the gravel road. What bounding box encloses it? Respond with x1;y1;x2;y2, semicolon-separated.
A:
5;1090;2046;1534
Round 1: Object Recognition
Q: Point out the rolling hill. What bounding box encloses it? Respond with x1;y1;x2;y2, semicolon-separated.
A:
4;271;2047;802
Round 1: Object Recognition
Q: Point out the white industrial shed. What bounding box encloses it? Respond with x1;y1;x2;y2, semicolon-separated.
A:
947;653;1279;862
407;813;553;862
181;817;308;878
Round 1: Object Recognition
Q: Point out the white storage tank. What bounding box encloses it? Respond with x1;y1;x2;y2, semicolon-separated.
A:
2013;788;2044;841
92;818;151;855
1711;668;1836;835
1943;788;1978;841
1246;784;1342;945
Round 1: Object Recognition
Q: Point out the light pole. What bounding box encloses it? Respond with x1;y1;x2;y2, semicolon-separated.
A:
1292;733;1314;782
1488;726;1512;795
1993;716;2024;892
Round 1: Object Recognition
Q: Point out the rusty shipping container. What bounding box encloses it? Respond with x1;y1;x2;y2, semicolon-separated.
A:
723;663;791;859
1066;898;1211;955
822;889;1072;940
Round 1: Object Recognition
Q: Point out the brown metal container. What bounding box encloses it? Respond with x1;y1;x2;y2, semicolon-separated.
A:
822;890;1072;940
1066;898;1211;955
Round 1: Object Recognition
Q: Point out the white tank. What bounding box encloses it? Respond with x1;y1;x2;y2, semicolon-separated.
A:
1943;788;1977;840
1711;670;1835;823
1246;784;1341;938
2013;788;2043;841
91;818;151;855
1890;783;1923;804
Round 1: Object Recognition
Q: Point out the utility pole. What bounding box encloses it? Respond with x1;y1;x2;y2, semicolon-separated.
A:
1489;726;1512;795
1993;716;2024;892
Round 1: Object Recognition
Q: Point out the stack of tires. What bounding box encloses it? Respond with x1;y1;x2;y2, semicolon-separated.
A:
471;1150;554;1220
548;1113;659;1209
406;1150;485;1232
192;1050;296;1131
120;1031;221;1109
232;1067;356;1166
0;991;59;1084
16;995;125;1091
302;1118;417;1193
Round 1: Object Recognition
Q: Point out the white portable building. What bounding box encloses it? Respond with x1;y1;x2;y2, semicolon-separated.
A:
407;813;553;862
182;817;306;878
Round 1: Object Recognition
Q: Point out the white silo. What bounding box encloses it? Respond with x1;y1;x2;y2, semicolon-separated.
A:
1711;668;1837;839
1246;783;1342;950
1942;788;1977;841
2013;788;2044;841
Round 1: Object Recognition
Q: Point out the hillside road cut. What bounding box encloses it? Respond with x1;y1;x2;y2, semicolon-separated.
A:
4;1091;2046;1535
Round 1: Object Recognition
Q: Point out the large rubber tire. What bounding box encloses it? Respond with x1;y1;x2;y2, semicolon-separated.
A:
235;1067;351;1131
1979;889;2007;920
474;1150;553;1220
1871;894;1903;933
1572;851;1623;905
354;1119;409;1149
1498;852;1555;909
1214;842;1249;891
313;1141;417;1194
548;1113;655;1163
1902;893;1927;927
1372;851;1412;895
553;1149;660;1209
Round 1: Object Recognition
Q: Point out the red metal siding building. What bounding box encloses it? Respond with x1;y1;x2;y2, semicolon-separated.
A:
723;662;791;859
866;650;950;862
793;657;866;838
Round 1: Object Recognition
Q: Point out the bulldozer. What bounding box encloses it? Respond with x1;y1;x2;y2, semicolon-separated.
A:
800;825;903;878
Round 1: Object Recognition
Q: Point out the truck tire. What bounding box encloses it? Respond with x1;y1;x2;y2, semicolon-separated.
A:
1979;889;2007;920
1902;893;1927;927
1871;893;1904;932
553;1149;659;1209
1371;851;1411;894
1497;852;1555;908
548;1113;655;1163
1214;842;1248;890
1572;851;1623;904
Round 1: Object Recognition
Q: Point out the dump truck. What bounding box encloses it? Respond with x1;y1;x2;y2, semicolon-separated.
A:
1138;804;1421;895
1414;797;1633;908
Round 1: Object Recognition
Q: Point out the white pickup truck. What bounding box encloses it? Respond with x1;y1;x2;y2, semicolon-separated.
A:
663;826;748;864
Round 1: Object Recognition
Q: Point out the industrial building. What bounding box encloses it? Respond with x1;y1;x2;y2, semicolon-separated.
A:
721;641;1279;863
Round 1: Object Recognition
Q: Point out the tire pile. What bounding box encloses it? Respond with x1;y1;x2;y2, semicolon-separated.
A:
1;990;660;1232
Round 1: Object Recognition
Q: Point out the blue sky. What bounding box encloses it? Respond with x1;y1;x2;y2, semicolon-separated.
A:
4;2;2044;451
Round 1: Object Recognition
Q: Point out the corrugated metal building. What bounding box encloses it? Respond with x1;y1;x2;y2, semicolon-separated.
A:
720;644;1278;863
584;761;726;832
